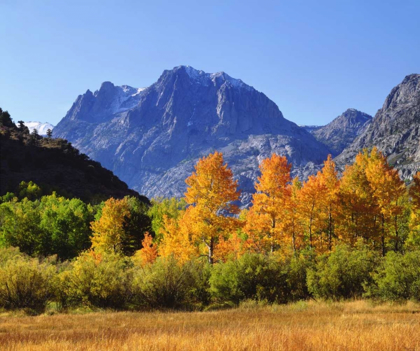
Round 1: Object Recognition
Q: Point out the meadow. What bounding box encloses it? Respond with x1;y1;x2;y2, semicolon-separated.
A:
1;301;419;351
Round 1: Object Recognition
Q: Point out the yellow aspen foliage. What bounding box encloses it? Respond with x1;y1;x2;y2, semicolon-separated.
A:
133;232;158;266
298;173;327;251
283;177;304;252
318;155;340;251
244;154;292;253
243;208;275;254
408;171;420;246
336;151;379;245
364;147;406;254
90;198;131;254
183;151;240;264
410;172;420;208
158;213;198;264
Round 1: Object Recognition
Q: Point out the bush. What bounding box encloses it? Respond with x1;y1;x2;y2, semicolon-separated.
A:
0;246;23;265
367;250;420;302
187;258;212;307
57;251;132;309
307;243;379;300
209;253;291;305
131;256;204;309
286;249;316;301
0;249;56;312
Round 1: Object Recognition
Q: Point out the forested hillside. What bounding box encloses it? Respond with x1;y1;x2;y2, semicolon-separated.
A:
0;108;147;203
1;143;419;313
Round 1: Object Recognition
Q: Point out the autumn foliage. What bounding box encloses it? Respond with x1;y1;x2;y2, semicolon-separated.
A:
90;198;131;254
157;148;417;260
0;149;419;313
134;232;158;266
181;151;240;263
244;154;292;254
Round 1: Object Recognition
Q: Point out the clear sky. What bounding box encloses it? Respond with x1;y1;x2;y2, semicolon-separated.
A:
1;0;419;126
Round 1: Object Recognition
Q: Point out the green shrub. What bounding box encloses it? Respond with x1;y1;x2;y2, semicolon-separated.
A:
187;258;212;307
367;250;420;301
307;243;379;300
0;249;56;312
287;249;316;301
131;256;202;309
57;252;132;309
209;253;290;305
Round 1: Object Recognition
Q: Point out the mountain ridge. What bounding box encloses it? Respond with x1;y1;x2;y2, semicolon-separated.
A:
335;74;420;178
53;65;331;204
312;108;372;156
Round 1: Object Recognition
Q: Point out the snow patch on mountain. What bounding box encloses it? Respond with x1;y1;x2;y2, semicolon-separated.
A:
24;122;55;136
178;65;253;91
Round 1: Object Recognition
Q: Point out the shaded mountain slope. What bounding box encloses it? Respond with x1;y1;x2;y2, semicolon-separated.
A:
54;66;331;203
0;127;146;203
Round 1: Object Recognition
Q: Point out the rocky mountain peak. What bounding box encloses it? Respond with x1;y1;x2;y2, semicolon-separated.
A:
158;65;253;92
336;74;420;178
98;81;115;91
53;66;330;204
341;108;372;122
383;74;419;111
311;108;372;156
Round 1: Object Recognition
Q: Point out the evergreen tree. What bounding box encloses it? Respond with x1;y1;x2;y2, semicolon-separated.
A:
17;121;30;134
0;108;15;128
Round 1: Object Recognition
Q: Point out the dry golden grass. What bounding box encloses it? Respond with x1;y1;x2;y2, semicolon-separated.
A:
0;300;419;351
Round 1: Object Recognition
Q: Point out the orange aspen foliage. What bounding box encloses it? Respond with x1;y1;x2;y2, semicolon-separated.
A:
245;154;292;253
364;147;405;254
215;232;245;262
243;208;275;254
90;198;131;254
86;248;103;264
133;232;158;266
283;177;304;253
183;151;240;264
410;171;420;210
298;173;327;251
318;155;340;251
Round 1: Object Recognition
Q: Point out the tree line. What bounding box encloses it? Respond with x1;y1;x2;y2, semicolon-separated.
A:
157;150;419;264
0;148;419;313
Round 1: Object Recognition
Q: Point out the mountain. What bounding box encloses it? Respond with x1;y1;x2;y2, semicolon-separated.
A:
300;125;322;133
312;109;372;156
53;65;331;204
336;74;420;178
0;123;145;203
24;121;55;136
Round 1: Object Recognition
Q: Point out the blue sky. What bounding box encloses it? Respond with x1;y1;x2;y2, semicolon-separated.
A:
1;0;419;126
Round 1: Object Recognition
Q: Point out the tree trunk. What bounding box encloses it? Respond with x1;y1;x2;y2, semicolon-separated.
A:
328;207;332;251
208;237;214;264
394;214;399;252
381;215;386;257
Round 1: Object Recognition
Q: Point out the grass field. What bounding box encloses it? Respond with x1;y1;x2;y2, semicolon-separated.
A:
0;301;419;351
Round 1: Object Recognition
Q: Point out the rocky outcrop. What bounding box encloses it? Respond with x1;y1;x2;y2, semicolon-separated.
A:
312;109;372;156
336;74;420;178
53;66;330;204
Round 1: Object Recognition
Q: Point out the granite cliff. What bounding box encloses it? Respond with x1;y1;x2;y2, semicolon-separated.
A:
336;74;420;178
53;66;331;204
